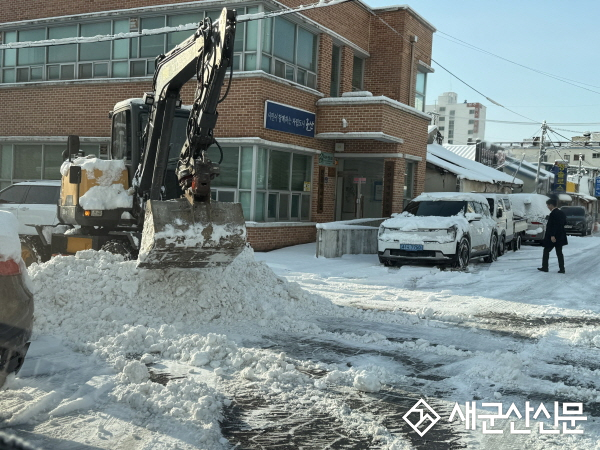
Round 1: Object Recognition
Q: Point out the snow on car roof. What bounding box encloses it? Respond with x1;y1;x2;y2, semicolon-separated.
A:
13;180;61;186
428;143;523;185
0;210;22;261
413;191;490;203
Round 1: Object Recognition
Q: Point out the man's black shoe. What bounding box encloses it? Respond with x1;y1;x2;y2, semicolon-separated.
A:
558;269;565;274
537;268;548;272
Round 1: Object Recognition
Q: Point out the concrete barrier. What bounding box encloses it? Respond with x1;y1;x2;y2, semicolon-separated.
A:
315;218;386;258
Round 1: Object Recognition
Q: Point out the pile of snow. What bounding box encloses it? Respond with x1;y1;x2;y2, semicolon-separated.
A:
60;156;133;210
0;211;21;261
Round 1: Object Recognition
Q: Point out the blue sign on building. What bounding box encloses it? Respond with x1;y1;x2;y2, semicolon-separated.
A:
264;101;315;138
552;162;568;192
595;176;600;197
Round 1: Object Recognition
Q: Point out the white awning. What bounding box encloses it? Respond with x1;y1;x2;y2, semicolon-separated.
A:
558;194;572;202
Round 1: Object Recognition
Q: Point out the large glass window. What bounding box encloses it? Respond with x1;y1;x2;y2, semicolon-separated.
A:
415;69;426;112
352;56;364;91
80;22;111;61
209;145;312;221
43;145;65;179
48;25;77;64
1;7;317;86
330;45;341;97
261;16;317;89
14;144;43;179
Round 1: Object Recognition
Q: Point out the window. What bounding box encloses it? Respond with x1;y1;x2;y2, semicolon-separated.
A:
449;110;455;116
468;119;474;124
448;131;454;138
330;45;341;97
111;110;132;160
415;69;427;112
261;16;317;89
469;110;475;114
209;145;312;221
593;153;600;159
0;185;28;203
563;155;571;162
468;130;473;135
439;107;446;112
574;154;585;161
352;56;364;91
1;7;261;83
24;185;60;204
439;126;445;131
439;117;445;122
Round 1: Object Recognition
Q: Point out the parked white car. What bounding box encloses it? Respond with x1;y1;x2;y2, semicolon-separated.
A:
378;192;499;269
481;193;528;254
0;180;61;265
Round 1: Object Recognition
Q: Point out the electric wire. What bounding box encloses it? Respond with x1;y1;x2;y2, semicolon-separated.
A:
436;30;600;95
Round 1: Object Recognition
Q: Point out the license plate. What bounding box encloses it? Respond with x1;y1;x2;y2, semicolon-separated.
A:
400;244;423;251
564;225;572;229
91;210;103;217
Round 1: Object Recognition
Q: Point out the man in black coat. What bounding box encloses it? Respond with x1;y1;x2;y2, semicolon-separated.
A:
538;197;568;273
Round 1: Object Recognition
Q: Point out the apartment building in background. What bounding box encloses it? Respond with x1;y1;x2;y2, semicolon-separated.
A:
0;0;435;250
425;91;486;145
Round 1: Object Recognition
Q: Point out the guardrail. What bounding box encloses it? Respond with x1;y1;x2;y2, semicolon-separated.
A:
315;218;386;258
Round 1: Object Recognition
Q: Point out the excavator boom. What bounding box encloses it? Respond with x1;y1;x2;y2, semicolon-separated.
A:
134;8;246;269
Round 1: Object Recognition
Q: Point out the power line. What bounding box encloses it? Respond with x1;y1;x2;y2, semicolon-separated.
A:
0;0;352;50
436;31;600;95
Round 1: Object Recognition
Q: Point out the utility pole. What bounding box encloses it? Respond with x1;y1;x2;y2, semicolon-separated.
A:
577;153;584;192
535;121;548;194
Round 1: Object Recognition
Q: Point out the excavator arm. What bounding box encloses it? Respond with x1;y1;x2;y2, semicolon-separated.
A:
135;8;236;205
134;8;247;269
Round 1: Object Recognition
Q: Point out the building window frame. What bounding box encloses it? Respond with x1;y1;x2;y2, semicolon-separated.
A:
208;144;313;222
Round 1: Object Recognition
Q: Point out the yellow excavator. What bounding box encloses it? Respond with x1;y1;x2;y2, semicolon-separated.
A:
48;8;246;269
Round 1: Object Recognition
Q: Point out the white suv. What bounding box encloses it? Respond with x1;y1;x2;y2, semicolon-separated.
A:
0;180;61;265
378;192;499;269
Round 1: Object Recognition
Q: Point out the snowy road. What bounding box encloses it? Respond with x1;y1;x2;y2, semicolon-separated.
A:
1;235;600;449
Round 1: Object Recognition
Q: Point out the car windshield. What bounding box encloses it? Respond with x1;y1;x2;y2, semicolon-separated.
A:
561;207;585;217
404;200;467;217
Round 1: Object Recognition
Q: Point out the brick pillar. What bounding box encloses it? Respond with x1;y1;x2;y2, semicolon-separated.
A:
413;159;426;197
317;33;332;96
383;158;405;215
339;46;354;95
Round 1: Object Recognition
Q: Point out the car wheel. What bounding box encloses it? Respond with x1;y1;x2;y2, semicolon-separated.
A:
498;235;505;256
452;237;470;270
100;239;133;260
512;234;521;252
20;236;48;267
484;234;498;263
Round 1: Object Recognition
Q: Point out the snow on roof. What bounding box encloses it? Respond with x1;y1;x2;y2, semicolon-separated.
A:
414;191;491;203
443;144;476;160
503;156;552;180
13;180;61;186
427;143;523;185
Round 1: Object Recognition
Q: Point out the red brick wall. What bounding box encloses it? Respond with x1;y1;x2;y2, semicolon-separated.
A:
365;9;434;104
247;225;316;251
317;34;333;96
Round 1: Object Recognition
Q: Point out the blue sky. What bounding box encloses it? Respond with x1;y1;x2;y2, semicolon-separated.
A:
363;0;600;144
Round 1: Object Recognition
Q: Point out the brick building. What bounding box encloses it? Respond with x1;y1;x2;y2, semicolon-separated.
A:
0;0;434;251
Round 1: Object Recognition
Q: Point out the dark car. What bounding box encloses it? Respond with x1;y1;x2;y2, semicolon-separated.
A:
560;206;593;236
0;211;34;389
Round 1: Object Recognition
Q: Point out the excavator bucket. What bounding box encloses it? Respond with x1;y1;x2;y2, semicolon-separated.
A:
137;199;246;269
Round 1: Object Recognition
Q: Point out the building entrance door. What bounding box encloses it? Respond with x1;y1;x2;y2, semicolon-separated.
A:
336;158;384;220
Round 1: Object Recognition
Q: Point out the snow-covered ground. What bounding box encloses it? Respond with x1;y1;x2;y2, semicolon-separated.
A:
2;233;600;449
